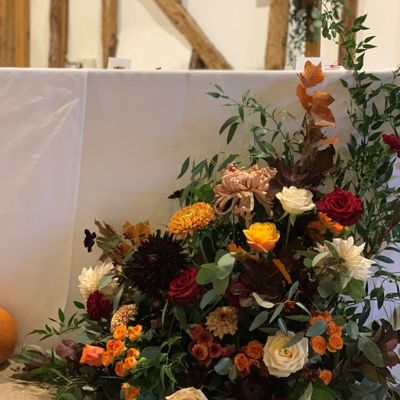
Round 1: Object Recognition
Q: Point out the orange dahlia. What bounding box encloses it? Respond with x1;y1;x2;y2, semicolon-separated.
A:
168;202;214;237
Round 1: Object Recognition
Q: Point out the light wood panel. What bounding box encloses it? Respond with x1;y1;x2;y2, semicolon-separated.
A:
0;0;29;67
265;0;289;69
102;0;118;68
49;0;69;68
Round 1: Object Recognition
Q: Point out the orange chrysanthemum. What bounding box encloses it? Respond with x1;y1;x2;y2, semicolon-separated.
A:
209;343;222;359
168;202;214;237
191;343;209;361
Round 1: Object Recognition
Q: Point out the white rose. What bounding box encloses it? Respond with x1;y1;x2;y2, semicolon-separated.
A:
275;186;315;215
263;330;309;378
166;387;208;400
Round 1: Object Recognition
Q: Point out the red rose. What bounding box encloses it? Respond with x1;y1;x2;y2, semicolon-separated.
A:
382;134;400;156
168;267;202;304
316;187;362;226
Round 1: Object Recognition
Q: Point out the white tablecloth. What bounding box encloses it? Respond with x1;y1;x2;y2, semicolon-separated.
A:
0;68;394;347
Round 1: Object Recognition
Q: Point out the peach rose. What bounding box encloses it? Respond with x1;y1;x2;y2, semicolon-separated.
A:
276;186;315;215
245;340;264;360
115;360;128;377
326;321;343;336
124;356;138;370
166;387;208;400
101;350;114;367
80;345;104;367
243;222;280;253
113;325;127;340
128;325;143;341
310;336;327;356
263;331;308;378
327;333;343;352
319;369;333;385
106;339;124;357
127;348;140;358
234;353;250;373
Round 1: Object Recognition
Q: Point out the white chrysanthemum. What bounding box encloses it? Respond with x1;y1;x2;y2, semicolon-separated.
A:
78;262;119;300
318;237;373;281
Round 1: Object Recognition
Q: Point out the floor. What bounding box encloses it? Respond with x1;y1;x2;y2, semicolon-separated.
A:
0;362;53;400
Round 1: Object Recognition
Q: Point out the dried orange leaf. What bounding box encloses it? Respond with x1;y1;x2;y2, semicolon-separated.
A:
312;91;334;107
310;105;336;128
297;84;312;110
299;61;324;88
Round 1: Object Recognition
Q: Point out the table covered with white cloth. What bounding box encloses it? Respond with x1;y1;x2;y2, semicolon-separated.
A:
0;68;396;349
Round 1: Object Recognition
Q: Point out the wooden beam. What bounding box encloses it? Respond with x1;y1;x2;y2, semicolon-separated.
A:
265;0;289;69
338;0;358;67
154;0;232;69
14;0;30;67
177;0;206;69
0;0;14;66
49;0;69;67
102;0;118;68
305;0;322;57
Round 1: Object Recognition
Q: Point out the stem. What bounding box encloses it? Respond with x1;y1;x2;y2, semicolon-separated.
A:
285;215;291;245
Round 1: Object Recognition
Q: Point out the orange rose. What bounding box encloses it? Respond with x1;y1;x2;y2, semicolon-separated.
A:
107;339;124;357
234;353;250;373
243;223;280;253
128;325;143;341
124;386;140;400
310;336;327;356
319;369;333;385
125;356;138;370
245;340;264;360
80;345;104;367
327;321;343;336
115;360;128;377
327;333;343;352
102;350;114;367
127;348;140;358
113;325;127;340
309;311;331;326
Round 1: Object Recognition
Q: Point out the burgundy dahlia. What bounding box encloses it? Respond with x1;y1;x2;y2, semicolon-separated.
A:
382;133;400;157
316;187;362;226
86;290;112;321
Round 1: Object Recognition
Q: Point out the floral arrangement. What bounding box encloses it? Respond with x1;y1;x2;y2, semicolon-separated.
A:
16;26;400;400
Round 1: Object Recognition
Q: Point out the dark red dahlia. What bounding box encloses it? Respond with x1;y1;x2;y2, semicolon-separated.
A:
382;134;400;157
316;187;362;226
86;290;112;321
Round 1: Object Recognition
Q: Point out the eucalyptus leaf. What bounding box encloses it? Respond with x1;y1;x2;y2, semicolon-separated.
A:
249;311;269;331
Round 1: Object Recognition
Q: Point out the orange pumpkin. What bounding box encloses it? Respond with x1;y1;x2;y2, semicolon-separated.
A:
0;307;17;364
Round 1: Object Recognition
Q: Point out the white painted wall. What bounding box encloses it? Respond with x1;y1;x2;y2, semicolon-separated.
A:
30;0;400;70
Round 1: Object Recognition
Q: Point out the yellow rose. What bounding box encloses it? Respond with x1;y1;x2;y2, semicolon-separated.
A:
276;186;315;215
165;387;208;400
243;222;280;253
263;330;309;378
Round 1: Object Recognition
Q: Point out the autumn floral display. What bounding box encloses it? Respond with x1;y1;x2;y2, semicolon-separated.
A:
16;56;400;400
